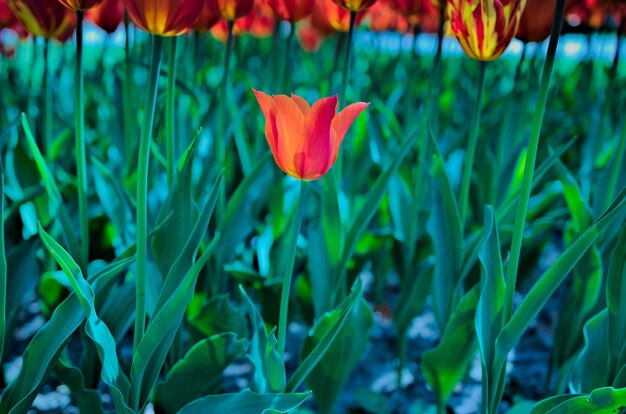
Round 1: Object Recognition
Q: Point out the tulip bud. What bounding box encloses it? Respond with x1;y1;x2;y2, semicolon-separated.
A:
517;0;576;43
194;2;220;32
448;0;527;61
58;0;103;11
206;0;255;21
269;0;314;23
333;0;377;12
1;0;16;29
314;0;365;32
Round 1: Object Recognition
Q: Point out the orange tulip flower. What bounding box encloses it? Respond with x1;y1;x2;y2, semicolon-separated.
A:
448;0;527;61
517;0;576;43
8;0;75;39
333;0;377;12
58;0;102;11
297;17;327;51
269;0;314;23
366;0;408;32
124;0;205;36
86;0;123;33
253;90;369;181
206;0;254;21
314;0;365;32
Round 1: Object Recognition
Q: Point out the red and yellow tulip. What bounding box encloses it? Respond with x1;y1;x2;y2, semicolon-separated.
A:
314;0;365;32
333;0;377;12
448;0;527;61
253;90;369;181
8;0;75;39
58;0;103;11
269;0;314;23
124;0;205;36
206;0;255;21
86;0;123;33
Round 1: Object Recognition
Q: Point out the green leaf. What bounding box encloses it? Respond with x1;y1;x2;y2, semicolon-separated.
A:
302;296;374;413
570;310;611;393
287;278;364;393
240;286;286;393
154;333;249;414
530;394;582;414
0;168;6;362
532;387;626;414
476;205;506;407
38;224;132;414
422;286;479;406
21;114;81;268
178;389;310;414
607;222;626;366
53;360;105;414
129;234;217;411
427;154;463;330
188;294;248;340
496;188;626;357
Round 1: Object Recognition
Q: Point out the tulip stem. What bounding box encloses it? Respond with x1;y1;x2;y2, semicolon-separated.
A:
134;35;164;354
123;12;134;167
504;0;565;323
277;181;308;357
43;37;51;162
75;11;89;275
166;37;178;187
283;23;296;92
215;20;235;224
340;11;357;109
459;60;486;229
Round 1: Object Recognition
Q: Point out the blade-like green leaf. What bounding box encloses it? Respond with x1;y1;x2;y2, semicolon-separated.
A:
570;310;611;393
422;286;479;406
154;333;249;414
0;168;6;362
496;188;626;356
178;389;310;414
607;222;626;365
38;224;132;414
54;360;105;414
532;387;626;414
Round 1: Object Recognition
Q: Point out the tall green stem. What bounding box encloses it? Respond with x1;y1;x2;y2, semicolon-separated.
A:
282;23;296;92
166;37;178;187
503;0;566;327
340;11;357;109
43;38;51;162
277;182;308;357
459;61;487;229
75;11;89;274
123;13;134;164
428;3;446;136
215;21;234;223
134;35;164;353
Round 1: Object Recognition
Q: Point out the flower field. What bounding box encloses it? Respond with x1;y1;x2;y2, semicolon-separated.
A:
0;0;626;413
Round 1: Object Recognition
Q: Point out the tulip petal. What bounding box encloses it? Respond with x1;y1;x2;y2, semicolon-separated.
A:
331;102;369;146
291;94;311;116
274;95;307;177
301;95;337;179
253;89;280;154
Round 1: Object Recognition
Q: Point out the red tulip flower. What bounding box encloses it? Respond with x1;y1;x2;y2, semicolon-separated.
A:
8;0;76;39
87;0;123;33
194;2;220;32
517;0;576;43
1;0;16;29
124;0;205;36
297;17;326;51
207;0;254;21
58;0;102;11
253;90;369;181
448;0;527;61
333;0;377;12
269;0;314;23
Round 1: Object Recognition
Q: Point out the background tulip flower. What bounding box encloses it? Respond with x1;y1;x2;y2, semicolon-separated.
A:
58;0;102;11
448;0;527;61
269;0;314;23
517;0;576;43
8;0;75;39
253;90;369;181
124;0;205;36
314;0;364;32
194;2;220;32
333;0;377;12
207;0;254;21
86;0;123;33
0;0;16;29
